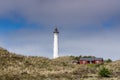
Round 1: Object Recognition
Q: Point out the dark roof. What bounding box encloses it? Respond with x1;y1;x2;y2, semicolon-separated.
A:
95;58;103;60
53;28;59;33
80;58;103;61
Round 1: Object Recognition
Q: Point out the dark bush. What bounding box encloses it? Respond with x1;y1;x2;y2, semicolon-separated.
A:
105;59;112;63
99;67;111;77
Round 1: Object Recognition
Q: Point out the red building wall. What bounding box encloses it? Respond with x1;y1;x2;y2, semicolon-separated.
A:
95;60;103;64
79;60;88;64
79;60;103;64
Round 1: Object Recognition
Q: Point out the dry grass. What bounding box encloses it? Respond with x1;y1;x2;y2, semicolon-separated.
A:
0;48;120;80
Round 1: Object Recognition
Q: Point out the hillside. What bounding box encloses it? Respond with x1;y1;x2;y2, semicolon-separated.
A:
0;47;120;80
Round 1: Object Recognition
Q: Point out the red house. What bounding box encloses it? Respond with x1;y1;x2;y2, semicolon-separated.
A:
79;58;103;64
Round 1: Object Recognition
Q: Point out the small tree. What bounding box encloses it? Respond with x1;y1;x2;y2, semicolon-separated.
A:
99;67;111;77
105;59;112;63
71;55;82;61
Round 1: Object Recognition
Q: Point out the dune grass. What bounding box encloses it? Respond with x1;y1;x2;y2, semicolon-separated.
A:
0;48;120;80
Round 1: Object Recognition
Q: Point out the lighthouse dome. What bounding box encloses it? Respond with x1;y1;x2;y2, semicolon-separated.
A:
53;28;59;33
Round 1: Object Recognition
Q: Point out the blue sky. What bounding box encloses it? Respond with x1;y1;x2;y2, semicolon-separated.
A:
0;0;120;60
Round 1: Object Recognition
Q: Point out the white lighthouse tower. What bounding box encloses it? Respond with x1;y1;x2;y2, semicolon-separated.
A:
53;28;59;59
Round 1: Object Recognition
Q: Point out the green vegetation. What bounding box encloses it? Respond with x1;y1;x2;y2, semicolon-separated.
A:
0;47;120;80
99;67;111;77
105;58;112;63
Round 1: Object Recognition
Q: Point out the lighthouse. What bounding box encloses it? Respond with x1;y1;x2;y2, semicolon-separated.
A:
53;28;59;58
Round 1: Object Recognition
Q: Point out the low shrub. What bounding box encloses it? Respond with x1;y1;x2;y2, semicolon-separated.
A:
105;59;112;63
99;67;111;77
